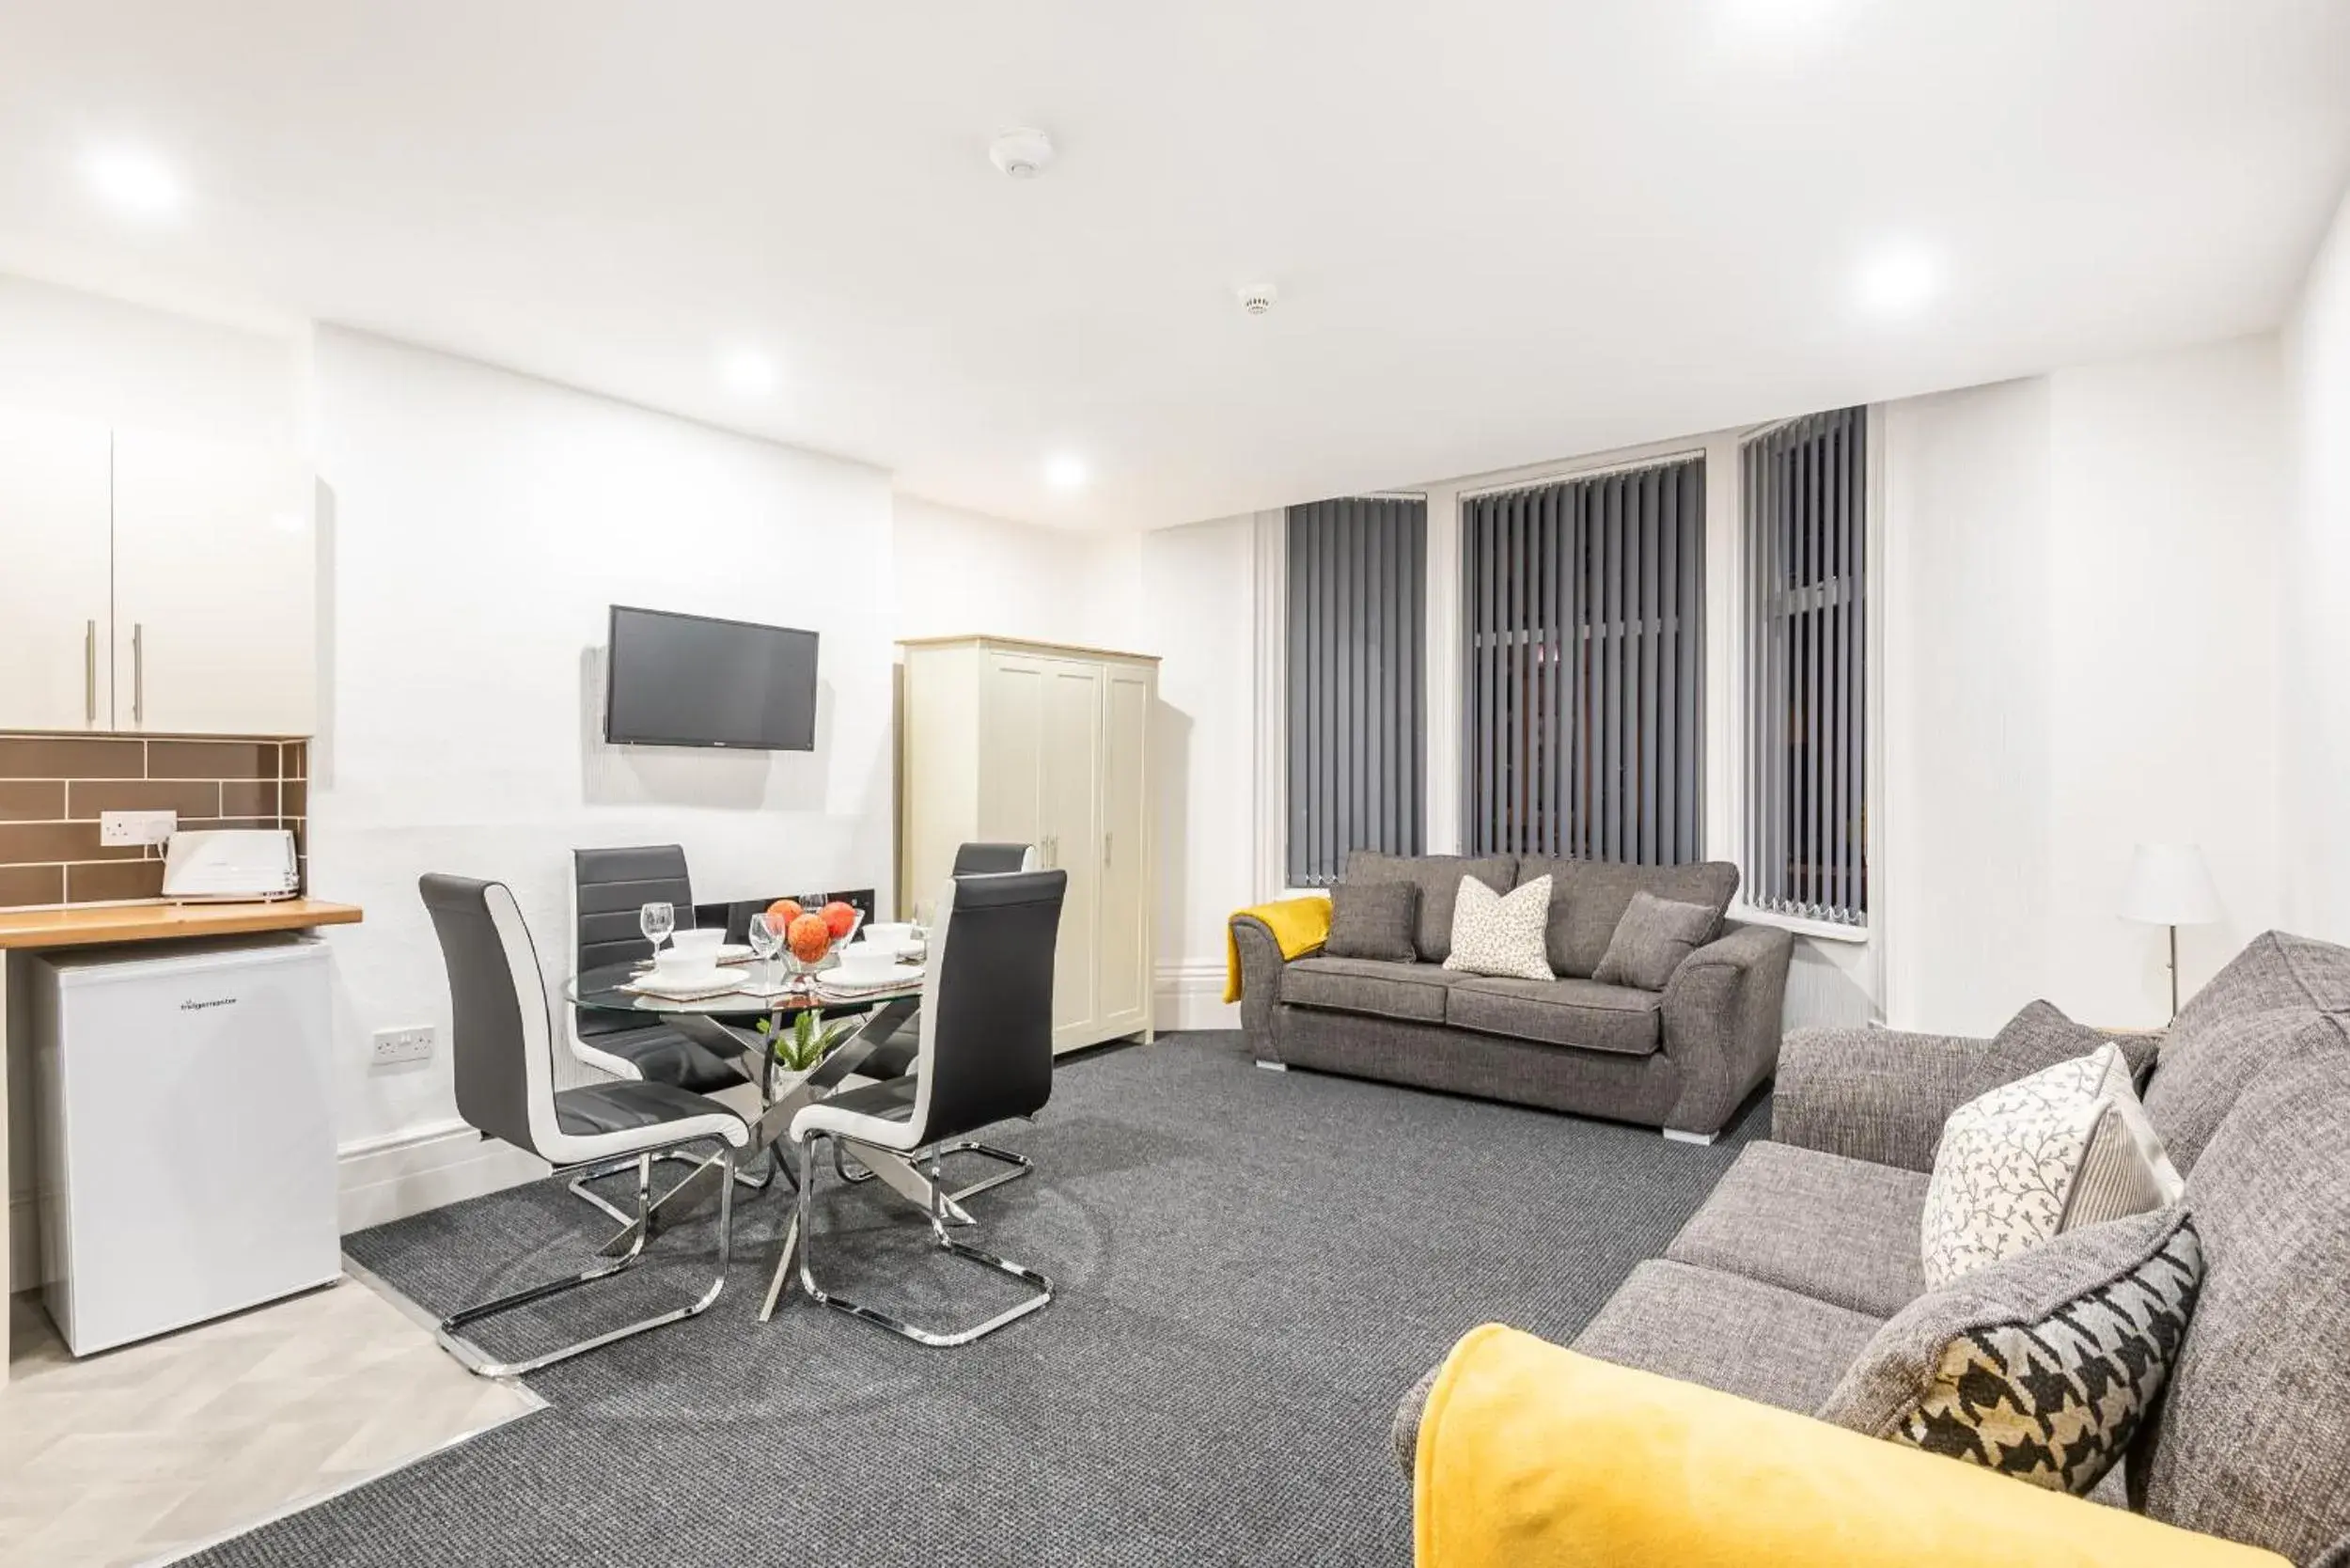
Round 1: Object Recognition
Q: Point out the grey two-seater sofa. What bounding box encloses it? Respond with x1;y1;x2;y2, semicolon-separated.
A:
1396;929;2350;1565
1231;852;1794;1141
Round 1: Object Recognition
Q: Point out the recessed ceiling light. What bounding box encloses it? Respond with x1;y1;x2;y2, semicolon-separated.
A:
1043;453;1088;491
718;347;776;396
84;147;184;221
1717;0;1839;35
1856;246;1937;315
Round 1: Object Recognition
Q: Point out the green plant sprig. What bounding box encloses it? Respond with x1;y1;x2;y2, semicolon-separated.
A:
760;1007;857;1072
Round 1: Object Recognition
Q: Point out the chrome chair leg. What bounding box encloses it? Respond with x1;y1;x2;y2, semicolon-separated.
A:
437;1142;736;1378
569;1144;768;1225
925;1139;1033;1203
775;1135;1051;1345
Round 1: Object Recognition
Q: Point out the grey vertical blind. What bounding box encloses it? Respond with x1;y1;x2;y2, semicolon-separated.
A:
1461;458;1704;865
1287;496;1427;886
1742;407;1867;926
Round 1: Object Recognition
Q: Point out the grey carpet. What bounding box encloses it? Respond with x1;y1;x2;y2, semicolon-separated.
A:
187;1030;1766;1568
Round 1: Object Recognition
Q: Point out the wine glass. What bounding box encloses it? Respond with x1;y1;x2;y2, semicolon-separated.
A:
638;901;675;964
745;912;781;981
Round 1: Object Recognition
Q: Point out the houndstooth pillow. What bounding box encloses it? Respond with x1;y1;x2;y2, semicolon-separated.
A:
1823;1207;2201;1497
1920;1042;2184;1290
1443;873;1554;981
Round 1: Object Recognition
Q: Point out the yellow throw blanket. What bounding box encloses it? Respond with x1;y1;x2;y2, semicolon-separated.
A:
1416;1325;2287;1568
1224;896;1331;1003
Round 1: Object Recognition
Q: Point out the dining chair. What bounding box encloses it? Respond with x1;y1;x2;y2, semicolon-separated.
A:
770;867;1065;1345
838;839;1041;1202
420;873;748;1377
567;845;764;1222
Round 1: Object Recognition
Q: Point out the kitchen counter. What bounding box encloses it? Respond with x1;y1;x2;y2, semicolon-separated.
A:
0;896;364;1381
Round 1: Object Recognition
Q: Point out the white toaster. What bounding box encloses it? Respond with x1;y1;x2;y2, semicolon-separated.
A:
162;828;302;902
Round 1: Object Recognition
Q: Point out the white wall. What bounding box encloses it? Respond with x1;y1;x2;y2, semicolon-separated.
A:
310;329;899;1213
891;494;1101;647
1881;337;2287;1032
2283;184;2350;947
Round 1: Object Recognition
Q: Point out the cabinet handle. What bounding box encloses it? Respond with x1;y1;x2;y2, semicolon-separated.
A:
1104;831;1112;867
132;623;144;727
84;620;96;725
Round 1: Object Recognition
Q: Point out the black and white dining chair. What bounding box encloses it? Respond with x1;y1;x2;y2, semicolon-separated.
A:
950;841;1039;876
421;873;748;1377
769;868;1065;1345
566;845;763;1221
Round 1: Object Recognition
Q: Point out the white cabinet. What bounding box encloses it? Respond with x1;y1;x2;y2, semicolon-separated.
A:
0;414;113;730
0;410;313;735
901;635;1157;1054
112;429;316;736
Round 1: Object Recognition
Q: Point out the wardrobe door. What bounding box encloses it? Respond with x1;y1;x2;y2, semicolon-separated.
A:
1041;658;1103;1050
974;651;1050;905
1095;664;1152;1037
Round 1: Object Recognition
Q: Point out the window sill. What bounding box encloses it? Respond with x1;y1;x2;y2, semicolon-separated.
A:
1729;904;1870;945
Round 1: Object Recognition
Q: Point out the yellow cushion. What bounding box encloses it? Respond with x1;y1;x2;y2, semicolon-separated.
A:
1415;1325;2289;1568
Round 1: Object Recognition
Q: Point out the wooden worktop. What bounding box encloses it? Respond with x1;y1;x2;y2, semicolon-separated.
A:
0;899;363;950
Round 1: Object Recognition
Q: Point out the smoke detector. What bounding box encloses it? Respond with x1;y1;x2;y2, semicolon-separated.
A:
1237;283;1278;317
989;127;1057;180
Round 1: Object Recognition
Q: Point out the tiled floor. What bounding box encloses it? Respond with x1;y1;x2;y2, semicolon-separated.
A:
0;1268;540;1567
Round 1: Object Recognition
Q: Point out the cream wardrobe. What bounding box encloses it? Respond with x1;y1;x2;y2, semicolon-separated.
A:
899;635;1156;1054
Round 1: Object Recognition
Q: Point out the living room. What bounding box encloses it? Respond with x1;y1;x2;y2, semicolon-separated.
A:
1;4;2347;1565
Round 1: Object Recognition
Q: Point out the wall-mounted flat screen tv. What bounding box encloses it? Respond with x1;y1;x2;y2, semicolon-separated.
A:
603;604;819;750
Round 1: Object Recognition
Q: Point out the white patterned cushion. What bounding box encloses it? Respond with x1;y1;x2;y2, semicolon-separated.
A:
1920;1043;2184;1290
1442;873;1554;981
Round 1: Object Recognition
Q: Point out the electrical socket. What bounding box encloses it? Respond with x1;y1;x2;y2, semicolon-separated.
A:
99;808;177;847
370;1026;434;1066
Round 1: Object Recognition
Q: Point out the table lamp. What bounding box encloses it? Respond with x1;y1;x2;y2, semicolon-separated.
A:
2121;843;2222;1019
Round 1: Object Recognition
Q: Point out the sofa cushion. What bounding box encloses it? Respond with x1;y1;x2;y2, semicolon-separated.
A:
1441;873;1555;980
1345;851;1514;964
1445;976;1661;1055
1323;880;1418;963
1821;1206;2201;1498
2133;1054;2350;1564
1574;1259;1885;1415
1592;890;1721;990
1919;1042;2183;1291
1278;955;1458;1024
1667;1140;1929;1319
1515;856;1739;978
2144;933;2350;1172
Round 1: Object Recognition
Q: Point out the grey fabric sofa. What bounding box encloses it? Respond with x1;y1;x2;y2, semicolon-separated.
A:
1395;929;2350;1565
1232;852;1794;1141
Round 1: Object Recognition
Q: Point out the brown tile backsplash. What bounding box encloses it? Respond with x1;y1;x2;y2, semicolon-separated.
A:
0;732;306;909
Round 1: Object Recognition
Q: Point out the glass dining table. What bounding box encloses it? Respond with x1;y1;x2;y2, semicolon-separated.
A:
562;959;971;1262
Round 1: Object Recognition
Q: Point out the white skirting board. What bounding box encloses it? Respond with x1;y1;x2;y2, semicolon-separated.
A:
1155;961;1236;1033
335;1120;548;1235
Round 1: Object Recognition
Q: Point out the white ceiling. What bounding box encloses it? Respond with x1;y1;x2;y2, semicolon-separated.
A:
1;1;2345;530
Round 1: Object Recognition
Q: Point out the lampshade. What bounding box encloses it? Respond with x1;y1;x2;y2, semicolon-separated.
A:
2120;843;2222;927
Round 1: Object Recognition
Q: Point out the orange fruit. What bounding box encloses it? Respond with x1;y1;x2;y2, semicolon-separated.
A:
766;898;803;927
821;901;858;938
786;913;832;963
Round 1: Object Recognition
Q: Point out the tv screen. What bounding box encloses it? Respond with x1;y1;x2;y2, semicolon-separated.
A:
603;605;819;750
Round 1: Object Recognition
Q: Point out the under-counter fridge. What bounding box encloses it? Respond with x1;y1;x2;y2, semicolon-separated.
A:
26;935;338;1355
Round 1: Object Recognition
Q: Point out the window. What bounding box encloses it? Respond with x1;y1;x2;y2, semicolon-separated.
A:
1741;406;1867;927
1287;496;1427;886
1461;458;1705;864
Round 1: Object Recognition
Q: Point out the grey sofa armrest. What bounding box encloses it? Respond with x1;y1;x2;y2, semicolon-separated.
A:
1658;922;1794;1139
1230;914;1292;1064
1393;1360;1441;1478
1773;1020;2162;1174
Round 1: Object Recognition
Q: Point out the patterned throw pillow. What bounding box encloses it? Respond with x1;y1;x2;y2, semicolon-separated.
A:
1443;874;1553;980
1591;890;1720;990
1920;1043;2184;1290
1821;1207;2201;1497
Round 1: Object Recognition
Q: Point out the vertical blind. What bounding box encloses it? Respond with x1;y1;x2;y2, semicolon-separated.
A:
1287;496;1427;886
1461;458;1705;865
1742;407;1867;926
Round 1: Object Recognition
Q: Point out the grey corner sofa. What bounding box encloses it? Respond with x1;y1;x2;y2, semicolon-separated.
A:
1395;928;2350;1566
1230;851;1794;1142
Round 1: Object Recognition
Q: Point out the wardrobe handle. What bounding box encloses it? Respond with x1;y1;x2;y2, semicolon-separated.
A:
132;623;144;727
1104;832;1112;867
84;620;97;724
